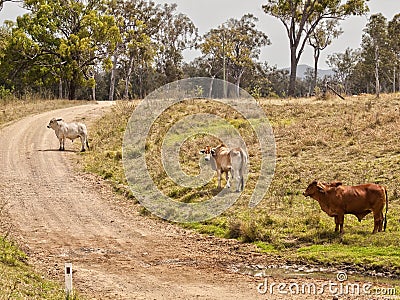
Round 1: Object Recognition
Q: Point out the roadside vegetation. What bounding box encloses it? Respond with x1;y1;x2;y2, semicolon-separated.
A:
0;96;87;299
81;93;400;276
0;238;74;299
0;96;88;127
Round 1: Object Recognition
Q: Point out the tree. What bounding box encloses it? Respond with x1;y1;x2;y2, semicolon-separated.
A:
154;3;198;85
5;0;120;99
199;14;270;96
362;14;390;98
263;0;369;97
327;47;360;94
308;19;342;93
106;0;157;100
388;13;400;92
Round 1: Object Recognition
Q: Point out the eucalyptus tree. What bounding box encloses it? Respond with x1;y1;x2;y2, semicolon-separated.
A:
327;47;360;94
263;0;369;97
5;0;120;99
361;14;390;97
106;0;157;100
199;14;270;96
388;13;400;92
308;19;342;92
154;3;198;85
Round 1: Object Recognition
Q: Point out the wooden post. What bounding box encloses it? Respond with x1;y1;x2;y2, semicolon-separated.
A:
327;84;345;100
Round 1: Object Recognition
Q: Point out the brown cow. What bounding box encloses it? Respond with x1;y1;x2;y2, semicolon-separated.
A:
199;144;247;192
303;180;388;234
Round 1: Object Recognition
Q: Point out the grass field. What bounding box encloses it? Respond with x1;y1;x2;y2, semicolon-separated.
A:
0;97;87;299
81;94;400;276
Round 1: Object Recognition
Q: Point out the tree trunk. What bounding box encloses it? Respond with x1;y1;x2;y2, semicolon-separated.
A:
58;78;63;99
124;55;134;100
138;72;143;99
68;80;76;100
393;66;396;93
68;70;80;100
208;76;215;98
288;46;298;97
374;45;380;98
235;70;244;98
312;48;320;95
109;50;118;101
92;79;96;101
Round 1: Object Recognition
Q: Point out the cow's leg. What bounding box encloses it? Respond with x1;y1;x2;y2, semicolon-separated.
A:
334;216;339;232
230;169;235;190
217;170;222;189
225;171;230;188
231;169;240;192
236;175;242;192
239;173;244;192
373;211;384;233
338;214;344;234
80;135;86;152
378;211;384;232
59;138;64;151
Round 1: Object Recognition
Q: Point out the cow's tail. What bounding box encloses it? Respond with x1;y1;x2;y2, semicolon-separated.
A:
86;136;90;150
383;187;388;232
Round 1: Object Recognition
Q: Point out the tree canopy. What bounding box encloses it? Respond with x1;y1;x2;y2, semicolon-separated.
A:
263;0;369;96
1;1;400;99
1;0;120;99
199;14;270;96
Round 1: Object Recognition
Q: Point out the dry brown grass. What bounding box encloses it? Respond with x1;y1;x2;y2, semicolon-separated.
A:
0;98;89;127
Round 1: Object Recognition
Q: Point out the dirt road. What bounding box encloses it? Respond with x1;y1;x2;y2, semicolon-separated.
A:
0;102;393;300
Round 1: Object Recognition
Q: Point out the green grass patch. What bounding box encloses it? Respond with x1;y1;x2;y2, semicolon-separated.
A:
254;241;278;253
0;238;79;299
297;244;400;274
182;221;228;238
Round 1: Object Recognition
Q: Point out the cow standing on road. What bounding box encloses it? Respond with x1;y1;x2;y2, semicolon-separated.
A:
303;180;388;234
47;118;89;152
199;144;247;192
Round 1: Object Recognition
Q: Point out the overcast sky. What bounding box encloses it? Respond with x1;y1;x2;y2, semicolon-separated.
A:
1;0;399;69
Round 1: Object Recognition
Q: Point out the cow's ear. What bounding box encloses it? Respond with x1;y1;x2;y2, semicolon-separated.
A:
211;148;216;155
199;150;205;154
56;118;63;122
316;182;326;193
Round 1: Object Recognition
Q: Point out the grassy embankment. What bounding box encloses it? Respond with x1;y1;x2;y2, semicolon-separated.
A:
81;94;400;276
0;97;87;299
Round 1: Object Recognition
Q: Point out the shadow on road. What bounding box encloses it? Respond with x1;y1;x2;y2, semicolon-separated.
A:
37;149;78;153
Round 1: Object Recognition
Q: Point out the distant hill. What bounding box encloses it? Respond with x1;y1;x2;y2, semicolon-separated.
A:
282;64;334;79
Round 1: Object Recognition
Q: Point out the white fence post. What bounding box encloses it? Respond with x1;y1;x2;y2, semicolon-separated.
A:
65;263;73;298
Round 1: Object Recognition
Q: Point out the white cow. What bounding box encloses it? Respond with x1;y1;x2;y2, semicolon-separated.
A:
47;118;89;152
199;144;247;192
